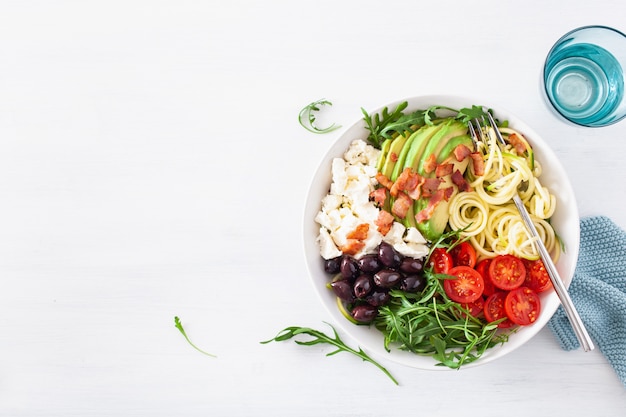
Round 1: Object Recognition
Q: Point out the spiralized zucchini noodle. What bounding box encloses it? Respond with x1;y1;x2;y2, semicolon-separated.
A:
448;126;560;262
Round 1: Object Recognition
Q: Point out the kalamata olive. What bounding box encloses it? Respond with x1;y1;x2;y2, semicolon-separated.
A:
324;256;342;274
378;242;402;268
340;256;359;280
353;274;374;299
357;254;382;273
400;274;427;293
373;269;402;288
400;257;424;274
366;289;390;307
330;279;355;303
350;304;378;323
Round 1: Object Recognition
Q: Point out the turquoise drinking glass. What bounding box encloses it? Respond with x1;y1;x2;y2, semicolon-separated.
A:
543;25;626;127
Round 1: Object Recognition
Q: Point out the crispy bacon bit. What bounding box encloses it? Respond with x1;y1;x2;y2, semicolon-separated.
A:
346;223;369;240
508;133;527;155
406;174;426;200
390;152;399;162
375;210;395;235
435;163;454;177
390;167;422;197
451;169;472;192
414;187;452;223
391;192;412;219
470;152;485;176
370;187;388;206
422;154;437;174
340;239;366;255
453;144;472;162
376;172;394;190
421;177;442;198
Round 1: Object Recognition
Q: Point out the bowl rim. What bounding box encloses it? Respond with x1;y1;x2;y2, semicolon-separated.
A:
303;94;580;370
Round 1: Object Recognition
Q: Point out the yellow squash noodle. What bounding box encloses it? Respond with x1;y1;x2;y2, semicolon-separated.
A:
448;126;560;262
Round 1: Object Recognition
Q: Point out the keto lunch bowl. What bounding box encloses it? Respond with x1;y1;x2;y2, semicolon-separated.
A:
303;95;580;370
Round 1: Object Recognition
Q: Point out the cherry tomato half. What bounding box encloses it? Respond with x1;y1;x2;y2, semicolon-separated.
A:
488;254;526;291
460;296;485;318
504;286;541;326
475;259;496;297
429;248;453;274
523;259;553;293
443;266;484;303
450;241;477;268
483;292;514;328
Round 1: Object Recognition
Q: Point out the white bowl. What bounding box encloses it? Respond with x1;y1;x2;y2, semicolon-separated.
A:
303;95;580;370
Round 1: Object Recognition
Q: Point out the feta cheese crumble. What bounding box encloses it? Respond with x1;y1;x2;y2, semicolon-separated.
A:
315;139;429;260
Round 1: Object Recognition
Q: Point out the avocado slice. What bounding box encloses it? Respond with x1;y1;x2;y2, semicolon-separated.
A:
437;134;473;164
414;197;453;241
390;130;421;181
380;134;410;179
402;124;444;173
416;120;467;176
376;138;392;172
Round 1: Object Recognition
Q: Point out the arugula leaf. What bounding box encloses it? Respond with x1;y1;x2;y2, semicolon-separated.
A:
174;316;216;357
361;101;409;148
261;322;399;385
298;99;342;134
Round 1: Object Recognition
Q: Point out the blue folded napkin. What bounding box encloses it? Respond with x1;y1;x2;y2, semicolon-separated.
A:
548;215;626;387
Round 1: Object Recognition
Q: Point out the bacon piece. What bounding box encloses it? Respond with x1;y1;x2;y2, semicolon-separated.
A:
453;144;472;162
346;223;369;240
451;169;472;192
406;175;426;200
435;163;454;177
470;152;485;176
421;177;442;198
370;187;388;206
390;167;422;197
375;210;395;235
508;133;527;155
376;172;394;190
340;239;366;256
391;192;412;219
414;187;449;223
389;152;398;162
422;154;437;174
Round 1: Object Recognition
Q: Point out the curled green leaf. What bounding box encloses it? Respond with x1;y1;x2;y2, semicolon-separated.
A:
298;99;342;134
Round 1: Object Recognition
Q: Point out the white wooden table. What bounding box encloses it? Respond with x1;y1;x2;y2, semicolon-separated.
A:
1;1;625;415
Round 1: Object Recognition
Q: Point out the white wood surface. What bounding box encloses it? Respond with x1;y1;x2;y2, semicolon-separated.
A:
1;1;625;415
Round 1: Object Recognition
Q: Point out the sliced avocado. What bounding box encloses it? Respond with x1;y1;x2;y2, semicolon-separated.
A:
436;134;473;164
390;130;420;181
381;134;410;179
402;124;444;173
416;120;467;176
376;138;392;172
414;196;455;241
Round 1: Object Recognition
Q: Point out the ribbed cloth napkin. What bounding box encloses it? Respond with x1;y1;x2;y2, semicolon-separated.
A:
548;215;626;387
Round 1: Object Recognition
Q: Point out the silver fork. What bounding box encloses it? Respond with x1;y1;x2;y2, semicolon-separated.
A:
469;113;594;352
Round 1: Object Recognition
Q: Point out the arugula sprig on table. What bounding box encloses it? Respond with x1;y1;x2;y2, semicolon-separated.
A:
261;322;399;385
298;99;342;134
174;316;216;358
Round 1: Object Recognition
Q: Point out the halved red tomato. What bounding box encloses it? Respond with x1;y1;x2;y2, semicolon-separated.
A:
488;254;526;290
475;259;496;297
450;241;477;268
443;265;484;303
504;286;541;326
460;296;485;318
483;292;514;328
523;259;553;293
429;248;453;274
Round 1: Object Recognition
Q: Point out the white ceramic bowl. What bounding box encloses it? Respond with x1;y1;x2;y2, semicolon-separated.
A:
303;95;580;370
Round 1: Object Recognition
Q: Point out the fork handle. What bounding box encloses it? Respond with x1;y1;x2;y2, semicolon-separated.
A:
512;195;595;352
